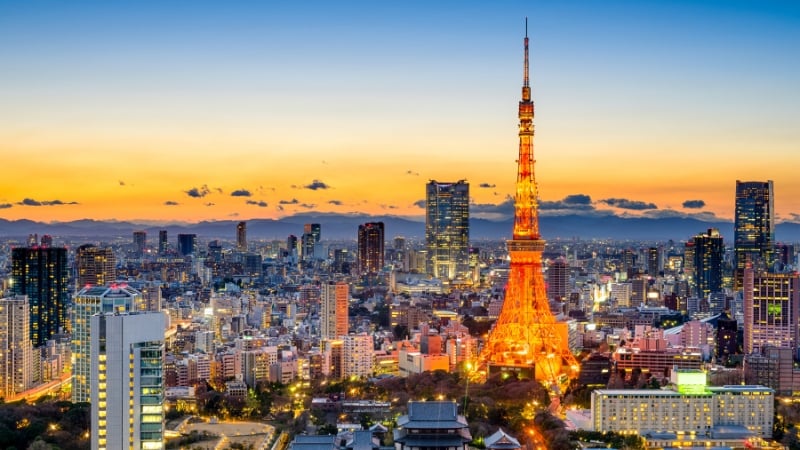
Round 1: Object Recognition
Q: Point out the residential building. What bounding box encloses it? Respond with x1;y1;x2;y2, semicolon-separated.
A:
72;285;140;403
11;246;69;347
91;312;165;450
0;295;33;398
76;244;116;288
320;281;349;340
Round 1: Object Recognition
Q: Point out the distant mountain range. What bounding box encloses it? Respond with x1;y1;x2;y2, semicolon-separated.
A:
3;213;800;243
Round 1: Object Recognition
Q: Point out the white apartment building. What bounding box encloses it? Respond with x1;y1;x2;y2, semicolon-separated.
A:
91;312;166;450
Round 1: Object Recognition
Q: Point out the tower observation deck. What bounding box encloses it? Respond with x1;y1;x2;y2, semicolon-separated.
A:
478;21;579;391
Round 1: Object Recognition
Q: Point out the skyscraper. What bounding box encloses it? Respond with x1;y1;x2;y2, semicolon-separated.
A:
91;311;165;450
425;180;470;282
320;281;349;340
11;246;69;347
72;285;140;403
358;222;385;274
646;246;661;278
76;244;116;288
547;257;569;302
743;267;799;355
177;233;197;256
133;230;147;257
158;230;168;255
0;295;33;398
693;228;724;299
302;223;321;262
236;221;247;251
734;180;775;289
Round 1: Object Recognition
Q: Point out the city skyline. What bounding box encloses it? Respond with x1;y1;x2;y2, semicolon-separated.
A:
1;1;799;224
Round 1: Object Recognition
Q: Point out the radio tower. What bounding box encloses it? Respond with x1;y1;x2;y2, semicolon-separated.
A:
479;20;579;390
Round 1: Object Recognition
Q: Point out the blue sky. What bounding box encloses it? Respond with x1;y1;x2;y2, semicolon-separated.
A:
1;1;799;223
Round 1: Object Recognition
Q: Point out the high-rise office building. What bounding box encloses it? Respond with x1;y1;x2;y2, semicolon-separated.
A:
320;281;349;340
236;221;247;251
177;233;197;257
72;285;140;403
646;246;661;278
357;222;385;274
743;267;799;355
0;295;33;398
133;230;147;257
91;311;165;450
734;180;775;289
693;228;724;299
287;235;298;258
11;246;69;347
158;230;168;255
425;180;470;281
76;244;116;288
547;257;569;302
302;223;321;262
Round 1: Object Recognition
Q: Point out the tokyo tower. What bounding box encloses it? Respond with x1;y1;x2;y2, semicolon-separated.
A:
479;21;579;389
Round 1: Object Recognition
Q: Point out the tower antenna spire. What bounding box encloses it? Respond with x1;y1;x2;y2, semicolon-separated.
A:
523;17;529;89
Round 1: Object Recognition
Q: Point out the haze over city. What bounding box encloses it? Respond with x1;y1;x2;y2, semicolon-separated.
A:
1;0;799;224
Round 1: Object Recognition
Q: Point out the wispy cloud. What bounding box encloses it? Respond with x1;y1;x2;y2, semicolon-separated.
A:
246;200;269;207
164;201;179;206
17;198;79;206
0;203;12;209
413;199;426;209
479;183;496;188
328;200;343;206
299;203;316;209
600;198;658;210
682;199;705;209
406;170;420;176
279;198;300;205
540;194;595;211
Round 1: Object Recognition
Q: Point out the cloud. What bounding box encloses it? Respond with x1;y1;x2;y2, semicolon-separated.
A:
413;199;426;209
231;189;252;197
682;199;706;209
540;194;595;211
279;198;300;205
229;212;239;217
164;201;179;206
381;204;398;209
406;170;420;176
205;202;215;207
119;180;126;186
479;183;496;188
299;203;316;209
600;198;658;210
277;205;284;211
17;198;78;206
640;209;722;221
185;185;211;198
471;197;515;219
304;179;330;190
0;203;12;209
328;200;343;206
246;200;269;207
788;213;800;223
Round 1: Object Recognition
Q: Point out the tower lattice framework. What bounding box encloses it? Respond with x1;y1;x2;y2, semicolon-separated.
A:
479;22;579;389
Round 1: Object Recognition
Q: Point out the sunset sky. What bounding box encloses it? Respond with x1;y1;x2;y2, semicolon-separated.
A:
1;1;799;224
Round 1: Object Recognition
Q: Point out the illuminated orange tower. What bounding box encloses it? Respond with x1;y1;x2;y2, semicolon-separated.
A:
479;21;579;389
